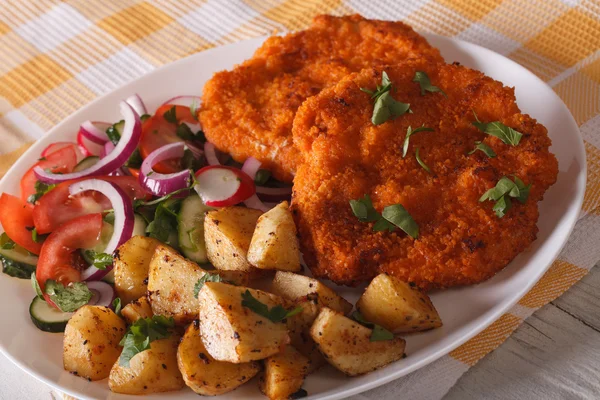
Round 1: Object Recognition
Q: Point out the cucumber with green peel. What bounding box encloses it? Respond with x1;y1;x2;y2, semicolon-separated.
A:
73;156;99;172
29;297;73;332
0;233;37;279
178;195;213;263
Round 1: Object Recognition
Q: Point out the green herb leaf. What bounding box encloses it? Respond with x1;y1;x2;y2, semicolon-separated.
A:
472;112;523;146
124;148;143;169
479;176;531;218
412;71;446;97
194;272;225;298
31;272;44;300
84;250;113;270
403;125;434;157
415;147;431;173
104;211;115;225
142;197;182;245
45;280;92;312
352;311;394;342
381;204;419;239
38;157;47;161
468;141;497;158
176;123;195;141
27;180;57;204
163;106;178;124
181;148;203;171
372;218;396;232
255;169;271;186
31;227;39;243
0;232;16;250
112;297;122;316
118;316;174;367
349;194;380;222
241;290;302;323
361;71;410;126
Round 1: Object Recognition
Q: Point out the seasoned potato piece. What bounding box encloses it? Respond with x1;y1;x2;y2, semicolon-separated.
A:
63;306;126;381
272;271;352;314
120;296;153;324
114;236;161;304
260;346;310;400
198;282;290;363
310;307;406;376
147;244;248;324
204;207;263;271
286;296;326;372
357;273;442;333
177;321;260;395
109;335;184;394
247;201;301;271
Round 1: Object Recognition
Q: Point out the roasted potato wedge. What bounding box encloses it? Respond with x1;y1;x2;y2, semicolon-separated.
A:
147;244;248;324
310;307;406;376
272;271;352;315
114;236;161;304
198;282;290;363
204;207;263;272
121;296;153;324
177;321;260;395
357;273;442;333
247;201;301;272
286;296;326;372
260;346;310;400
63;306;126;381
109;334;184;394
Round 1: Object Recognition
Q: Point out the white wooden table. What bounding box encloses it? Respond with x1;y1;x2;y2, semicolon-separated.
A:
1;265;598;399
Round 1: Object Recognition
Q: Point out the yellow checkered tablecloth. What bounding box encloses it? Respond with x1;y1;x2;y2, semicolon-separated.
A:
1;1;599;399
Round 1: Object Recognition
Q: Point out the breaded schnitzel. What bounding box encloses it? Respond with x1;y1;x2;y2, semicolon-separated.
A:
291;60;558;290
199;14;443;182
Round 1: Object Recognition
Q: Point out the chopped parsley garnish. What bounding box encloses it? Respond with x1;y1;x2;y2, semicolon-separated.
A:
84;250;113;270
176;123;205;143
194;272;226;298
352;311;394;342
45;280;92;312
479;176;531;217
255;169;271;185
415;147;431;173
119;316;175;367
472;112;523;146
124;148;143;169
403;125;434;157
241;290;303;323
412;71;446;97
112;297;122;316
27;180;57;204
0;233;16;250
468;141;496;158
143;198;181;245
27;227;42;243
163;106;178;124
361;71;411;125
349;195;419;239
31;272;44;300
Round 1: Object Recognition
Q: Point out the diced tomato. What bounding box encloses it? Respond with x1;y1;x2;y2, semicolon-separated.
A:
41;142;83;161
36;213;103;307
0;194;43;254
20;146;78;202
33;176;149;234
127;168;140;179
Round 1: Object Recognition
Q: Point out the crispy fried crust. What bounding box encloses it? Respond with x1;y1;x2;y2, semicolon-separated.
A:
291;61;558;289
199;14;442;182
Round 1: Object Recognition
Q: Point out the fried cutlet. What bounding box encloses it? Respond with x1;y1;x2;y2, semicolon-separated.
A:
291;60;558;290
199;14;443;182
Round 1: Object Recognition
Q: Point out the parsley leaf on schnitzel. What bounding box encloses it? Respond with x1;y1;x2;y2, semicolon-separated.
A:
415;147;431;173
350;196;419;238
361;71;411;125
480;176;531;217
469;141;496;157
472;111;523;146
403;125;434;157
413;71;447;97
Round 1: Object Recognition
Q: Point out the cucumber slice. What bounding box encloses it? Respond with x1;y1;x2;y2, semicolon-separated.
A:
73;156;99;172
132;214;148;237
0;255;36;279
0;234;37;279
178;195;213;263
29;297;73;332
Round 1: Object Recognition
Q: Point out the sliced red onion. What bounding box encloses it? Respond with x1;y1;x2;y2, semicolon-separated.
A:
256;186;292;196
35;102;141;184
245;194;270;212
186;142;204;159
139;142;191;196
204;142;220;166
80;121;111;145
161;95;202;108
125;94;147;116
86;281;116;307
69;179;134;281
241;157;270;212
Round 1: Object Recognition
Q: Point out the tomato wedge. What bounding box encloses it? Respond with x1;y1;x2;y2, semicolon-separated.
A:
20;146;78;202
36;214;103;306
0;194;42;254
33;176;149;234
41;142;82;161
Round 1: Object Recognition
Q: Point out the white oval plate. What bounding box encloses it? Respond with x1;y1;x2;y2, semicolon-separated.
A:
0;34;586;400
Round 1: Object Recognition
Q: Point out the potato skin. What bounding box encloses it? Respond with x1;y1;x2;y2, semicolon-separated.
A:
63;306;126;381
121;296;153;324
357;273;442;333
310;307;406;376
177;321;260;395
114;236;161;304
109;335;184;394
260;346;310;400
198;282;290;363
204;207;263;271
247;201;301;272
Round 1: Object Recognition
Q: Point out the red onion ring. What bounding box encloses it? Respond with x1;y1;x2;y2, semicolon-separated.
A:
161;95;202;108
35;102;141;184
68;179;135;281
125;94;147;116
139;142;191;196
86;281;116;307
80;121;111;145
241;157;270;212
204;142;220;166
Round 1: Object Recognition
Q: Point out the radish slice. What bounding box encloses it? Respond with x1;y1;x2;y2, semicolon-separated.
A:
204;142;220;166
101;141;115;158
80;121;111;145
161;95;201;108
194;166;255;207
68;179;134;281
241;157;270;212
86;281;115;307
139;142;191;196
125;94;147;116
35;102;141;184
77;129;104;157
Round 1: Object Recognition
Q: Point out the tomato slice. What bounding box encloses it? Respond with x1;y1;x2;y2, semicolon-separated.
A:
20;146;78;202
33;176;149;234
41;142;82;161
0;194;42;254
36;214;103;306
